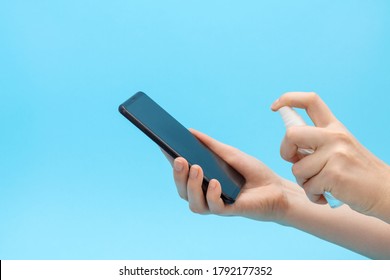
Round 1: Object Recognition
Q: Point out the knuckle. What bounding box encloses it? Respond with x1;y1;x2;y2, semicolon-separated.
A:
209;206;222;215
332;149;347;160
297;178;305;187
279;92;296;106
278;94;288;104
178;191;188;201
302;184;314;199
307;92;320;104
309;194;322;204
280;146;291;162
291;163;302;178
323;165;343;184
301;180;312;193
189;204;204;214
332;130;351;143
302;179;321;198
285;126;299;141
306;193;316;203
330;145;351;163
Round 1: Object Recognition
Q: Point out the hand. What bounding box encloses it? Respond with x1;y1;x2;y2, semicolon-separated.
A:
271;92;390;220
163;128;307;224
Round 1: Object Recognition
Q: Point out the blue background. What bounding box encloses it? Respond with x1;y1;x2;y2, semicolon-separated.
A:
1;0;389;259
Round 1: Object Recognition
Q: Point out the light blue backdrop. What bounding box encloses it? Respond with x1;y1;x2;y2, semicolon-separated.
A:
1;0;389;259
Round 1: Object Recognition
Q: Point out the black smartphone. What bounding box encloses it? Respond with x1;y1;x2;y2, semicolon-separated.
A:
118;92;245;204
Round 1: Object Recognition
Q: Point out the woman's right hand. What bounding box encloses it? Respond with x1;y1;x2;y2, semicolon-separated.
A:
272;92;390;222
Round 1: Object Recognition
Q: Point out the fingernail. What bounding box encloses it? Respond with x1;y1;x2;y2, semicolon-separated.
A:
190;166;198;179
210;180;216;190
174;160;183;172
271;98;279;109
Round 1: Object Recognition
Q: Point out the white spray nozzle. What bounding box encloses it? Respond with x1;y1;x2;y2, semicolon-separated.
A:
278;106;306;128
278;106;314;155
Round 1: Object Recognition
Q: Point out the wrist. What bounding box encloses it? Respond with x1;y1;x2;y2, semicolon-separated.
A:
370;165;390;223
277;178;314;227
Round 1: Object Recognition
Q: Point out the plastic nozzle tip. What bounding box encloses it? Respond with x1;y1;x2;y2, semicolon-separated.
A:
278;106;306;128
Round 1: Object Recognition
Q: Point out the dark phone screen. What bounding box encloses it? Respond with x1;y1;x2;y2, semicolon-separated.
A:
119;92;244;203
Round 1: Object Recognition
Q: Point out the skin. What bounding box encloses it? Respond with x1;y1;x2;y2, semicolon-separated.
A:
165;128;290;223
163;92;390;259
271;92;390;223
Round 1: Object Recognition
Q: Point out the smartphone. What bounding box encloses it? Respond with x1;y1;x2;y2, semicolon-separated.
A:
118;92;245;204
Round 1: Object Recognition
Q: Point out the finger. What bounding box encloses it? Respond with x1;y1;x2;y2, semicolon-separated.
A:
302;170;332;205
307;194;328;205
206;179;233;215
189;128;261;179
187;165;210;214
173;157;190;200
271;92;337;127
292;148;329;186
280;126;328;163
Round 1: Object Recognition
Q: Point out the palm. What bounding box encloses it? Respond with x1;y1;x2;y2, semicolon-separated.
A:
227;164;289;222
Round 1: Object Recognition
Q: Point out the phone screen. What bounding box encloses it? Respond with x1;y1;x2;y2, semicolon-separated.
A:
119;92;244;203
